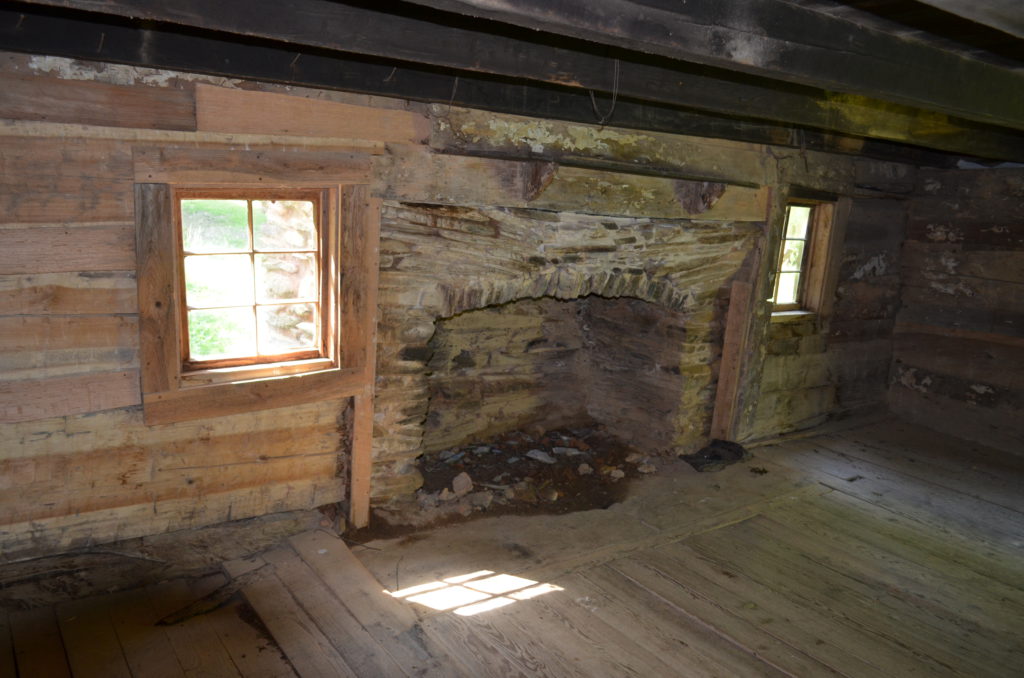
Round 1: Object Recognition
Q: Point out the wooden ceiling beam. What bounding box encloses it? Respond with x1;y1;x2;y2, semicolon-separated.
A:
399;0;1024;131
913;0;1024;40
9;0;1024;159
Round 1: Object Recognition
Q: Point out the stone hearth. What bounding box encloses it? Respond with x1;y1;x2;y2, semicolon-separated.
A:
370;202;760;504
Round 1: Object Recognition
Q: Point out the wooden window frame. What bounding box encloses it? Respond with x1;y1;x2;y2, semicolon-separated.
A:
770;197;847;318
175;187;333;379
136;181;379;426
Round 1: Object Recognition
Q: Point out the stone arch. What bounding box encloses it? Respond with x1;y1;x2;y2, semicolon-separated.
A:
370;202;757;504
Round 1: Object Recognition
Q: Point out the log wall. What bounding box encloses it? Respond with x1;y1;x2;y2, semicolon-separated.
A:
746;198;906;438
0;55;421;558
891;169;1024;454
0;52;920;553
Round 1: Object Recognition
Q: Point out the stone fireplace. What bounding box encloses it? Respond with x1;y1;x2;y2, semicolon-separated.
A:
370;200;761;504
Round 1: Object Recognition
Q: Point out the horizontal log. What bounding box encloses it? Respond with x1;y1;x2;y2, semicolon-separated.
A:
0;370;140;423
0;476;343;558
0;71;196;131
10;1;1023;158
196;84;429;145
0;315;137;352
0;400;340;460
133;146;373;184
893;332;1023;392
401;0;1024;131
142;367;365;425
0;272;137;315
382;147;769;219
0;135;133;224
0;223;135;274
3;449;338;523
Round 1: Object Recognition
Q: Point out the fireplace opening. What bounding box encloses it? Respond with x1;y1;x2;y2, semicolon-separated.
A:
402;293;695;525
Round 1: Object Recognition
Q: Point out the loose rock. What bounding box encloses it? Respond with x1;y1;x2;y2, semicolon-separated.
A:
469;491;494;509
452;472;473;497
637;463;657;474
577;463;594;475
553;446;585;457
610;469;626;480
526;449;557;464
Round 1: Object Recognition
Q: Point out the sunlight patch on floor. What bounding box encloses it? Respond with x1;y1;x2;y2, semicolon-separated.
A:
386;570;564;616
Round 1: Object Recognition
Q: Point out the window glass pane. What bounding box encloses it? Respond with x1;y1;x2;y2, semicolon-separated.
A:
181;199;249;252
785;205;811;239
184;254;254;308
255;253;318;302
257;303;317;354
188;307;256;360
780;239;805;272
253;200;317;251
775;272;801;305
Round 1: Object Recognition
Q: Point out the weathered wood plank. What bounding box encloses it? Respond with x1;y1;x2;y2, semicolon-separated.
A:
9;606;72;678
133;183;178;397
142;367;364;425
56;595;133;678
133;146;373;184
0;137;133;223
202;598;297;678
0;611;14;678
384;147;769;219
148;576;242;677
290;530;455;676
262;547;410;677
13;1;1024;158
105;590;186;678
682;522;1011;678
0;315;137;352
711;280;753;440
196;84;430;144
400;0;1024;130
0;272;137;315
0;71;196;131
607;555;855;676
0;369;140;423
224;554;359;678
0;223;135;274
1;475;343;558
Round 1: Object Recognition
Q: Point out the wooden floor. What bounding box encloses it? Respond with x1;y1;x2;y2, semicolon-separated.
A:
3;417;1023;676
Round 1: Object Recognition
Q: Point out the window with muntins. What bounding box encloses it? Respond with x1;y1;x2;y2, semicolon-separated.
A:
770;200;837;314
176;190;326;369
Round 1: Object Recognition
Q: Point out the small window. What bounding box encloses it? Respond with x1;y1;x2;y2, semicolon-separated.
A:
176;190;325;370
135;179;379;426
770;200;837;314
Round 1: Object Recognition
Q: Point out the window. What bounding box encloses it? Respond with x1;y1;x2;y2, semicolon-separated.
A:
770;200;839;315
176;190;327;371
135;179;379;426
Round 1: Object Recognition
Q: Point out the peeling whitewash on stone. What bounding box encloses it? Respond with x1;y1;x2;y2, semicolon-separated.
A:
850;253;889;280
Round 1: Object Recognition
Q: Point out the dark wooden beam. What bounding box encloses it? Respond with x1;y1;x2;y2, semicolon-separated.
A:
9;0;1024;159
0;7;853;153
914;0;1024;39
397;0;1024;131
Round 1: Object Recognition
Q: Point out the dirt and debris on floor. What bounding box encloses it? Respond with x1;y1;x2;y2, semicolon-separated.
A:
361;425;661;537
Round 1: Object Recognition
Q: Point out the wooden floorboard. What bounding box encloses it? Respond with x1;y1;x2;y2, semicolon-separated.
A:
5;418;1022;678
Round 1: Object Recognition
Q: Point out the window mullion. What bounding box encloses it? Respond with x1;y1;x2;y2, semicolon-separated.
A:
249;200;260;356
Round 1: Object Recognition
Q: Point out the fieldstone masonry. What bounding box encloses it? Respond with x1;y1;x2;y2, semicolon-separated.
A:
370;202;761;504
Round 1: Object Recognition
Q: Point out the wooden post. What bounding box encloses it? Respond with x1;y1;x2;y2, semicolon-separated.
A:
349;388;375;529
347;194;381;529
710;280;753;440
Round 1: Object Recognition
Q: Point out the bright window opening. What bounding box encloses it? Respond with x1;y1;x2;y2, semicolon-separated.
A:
177;191;324;368
771;204;812;310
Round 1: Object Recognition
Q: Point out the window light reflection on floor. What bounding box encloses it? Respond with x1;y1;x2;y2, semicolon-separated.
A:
386;569;564;616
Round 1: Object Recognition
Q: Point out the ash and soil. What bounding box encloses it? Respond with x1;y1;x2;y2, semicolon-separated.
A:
354;425;660;540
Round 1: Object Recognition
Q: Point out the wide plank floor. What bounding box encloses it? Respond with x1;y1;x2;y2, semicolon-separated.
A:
4;417;1022;676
